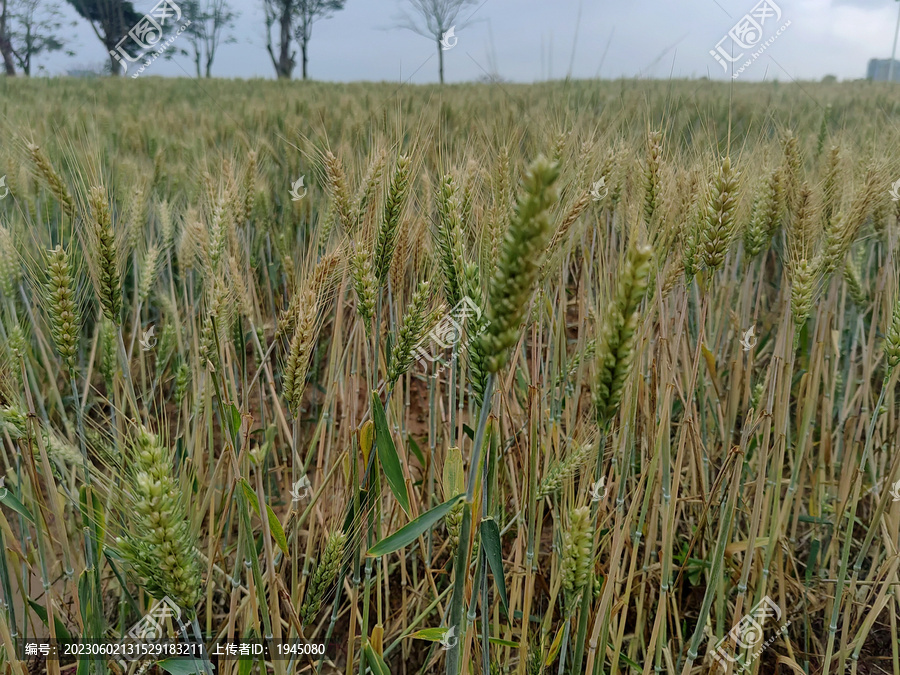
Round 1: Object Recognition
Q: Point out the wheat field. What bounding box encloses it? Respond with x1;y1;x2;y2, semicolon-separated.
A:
0;78;899;675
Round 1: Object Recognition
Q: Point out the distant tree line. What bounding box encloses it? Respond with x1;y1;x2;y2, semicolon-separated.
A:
0;0;73;75
0;0;476;81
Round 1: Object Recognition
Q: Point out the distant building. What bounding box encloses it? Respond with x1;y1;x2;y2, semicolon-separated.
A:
867;59;900;82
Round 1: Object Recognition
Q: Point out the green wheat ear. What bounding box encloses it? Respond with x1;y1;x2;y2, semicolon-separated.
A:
46;245;80;371
538;441;594;498
842;255;867;308
374;154;412;284
241;151;258;226
300;530;347;626
787;186;820;336
884;300;900;372
821;165;878;278
350;249;377;332
89;185;122;325
324;151;354;232
138;243;160;305
387;280;434;386
27;141;76;218
743;167;782;260
99;318;118;386
822;145;841;227
593;243;653;428
780;132;803;218
355;147;388;226
283;288;318;416
478;155;560;374
699;156;740;274
561;506;593;604
118;426;202;609
643;130;662;227
0;405;27;441
0;225;21;299
435;173;467;308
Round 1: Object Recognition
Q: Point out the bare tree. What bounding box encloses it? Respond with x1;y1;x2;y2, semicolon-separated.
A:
294;0;344;80
396;0;475;84
182;0;238;77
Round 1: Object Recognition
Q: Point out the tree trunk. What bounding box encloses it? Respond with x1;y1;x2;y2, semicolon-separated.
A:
104;33;123;76
0;36;15;76
0;0;15;76
108;52;122;76
22;27;31;75
277;4;294;79
438;39;444;84
301;41;308;80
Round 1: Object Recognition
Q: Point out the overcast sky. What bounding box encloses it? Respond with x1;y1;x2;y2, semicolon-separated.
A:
37;0;900;82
